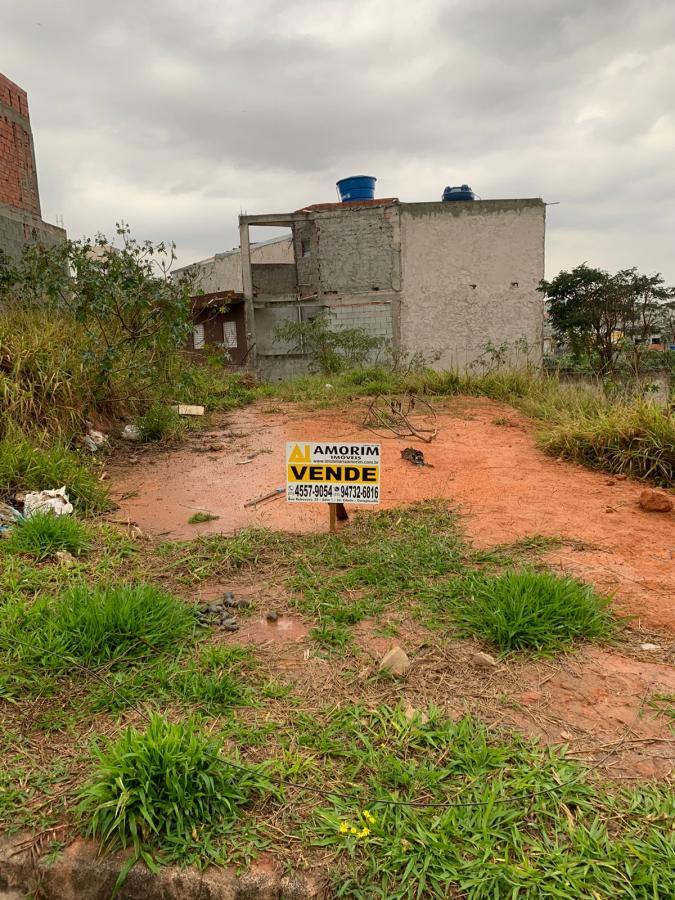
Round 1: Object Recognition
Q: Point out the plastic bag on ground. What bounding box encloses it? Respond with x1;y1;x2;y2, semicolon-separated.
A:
23;487;74;518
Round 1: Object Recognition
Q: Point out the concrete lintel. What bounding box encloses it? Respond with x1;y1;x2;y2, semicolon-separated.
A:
238;212;306;227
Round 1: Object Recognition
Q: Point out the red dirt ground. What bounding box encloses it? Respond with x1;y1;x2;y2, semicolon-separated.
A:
107;398;675;777
110;398;675;630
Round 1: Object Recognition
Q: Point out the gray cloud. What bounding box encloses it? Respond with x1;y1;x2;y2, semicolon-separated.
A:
2;0;674;279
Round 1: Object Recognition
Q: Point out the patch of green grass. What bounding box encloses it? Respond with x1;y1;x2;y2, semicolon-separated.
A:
78;714;271;876
310;623;353;652
0;434;110;513
137;403;186;442
188;511;220;524
0;584;197;698
445;570;615;653
292;704;675;899
3;513;92;560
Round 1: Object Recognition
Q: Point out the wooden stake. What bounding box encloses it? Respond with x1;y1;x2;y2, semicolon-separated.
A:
329;503;337;533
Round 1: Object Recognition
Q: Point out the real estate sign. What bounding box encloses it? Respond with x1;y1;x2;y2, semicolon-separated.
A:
286;442;381;504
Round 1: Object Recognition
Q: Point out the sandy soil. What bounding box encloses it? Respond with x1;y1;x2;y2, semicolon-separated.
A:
110;397;675;629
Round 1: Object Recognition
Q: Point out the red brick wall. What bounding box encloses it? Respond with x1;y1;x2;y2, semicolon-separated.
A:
0;73;41;216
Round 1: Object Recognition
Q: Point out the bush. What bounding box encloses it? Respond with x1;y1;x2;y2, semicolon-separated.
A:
449;570;614;653
79;715;266;866
3;513;92;560
0;435;110;513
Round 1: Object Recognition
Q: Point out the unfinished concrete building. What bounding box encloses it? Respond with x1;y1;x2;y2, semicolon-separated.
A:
184;195;545;379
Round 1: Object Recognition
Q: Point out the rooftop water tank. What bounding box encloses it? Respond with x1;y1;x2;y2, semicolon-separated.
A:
442;184;476;202
336;175;377;202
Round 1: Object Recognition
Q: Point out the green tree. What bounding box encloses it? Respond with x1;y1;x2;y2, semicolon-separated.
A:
539;264;674;375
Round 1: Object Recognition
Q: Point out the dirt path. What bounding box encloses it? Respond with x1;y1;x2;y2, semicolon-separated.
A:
110;397;675;631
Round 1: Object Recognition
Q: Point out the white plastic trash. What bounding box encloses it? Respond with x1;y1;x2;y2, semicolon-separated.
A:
121;424;142;441
23;487;74;518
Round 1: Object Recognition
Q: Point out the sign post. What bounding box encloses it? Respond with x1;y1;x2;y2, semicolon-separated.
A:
286;442;381;530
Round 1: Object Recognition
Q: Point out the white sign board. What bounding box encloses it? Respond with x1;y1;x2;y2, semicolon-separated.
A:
286;442;380;504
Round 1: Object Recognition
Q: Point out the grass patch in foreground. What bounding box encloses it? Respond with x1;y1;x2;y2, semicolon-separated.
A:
2;513;92;560
79;714;271;878
0;583;197;697
188;511;220;524
298;704;675;899
446;570;614;653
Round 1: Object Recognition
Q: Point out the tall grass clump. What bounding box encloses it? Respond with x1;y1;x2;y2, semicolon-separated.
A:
449;570;614;653
539;400;675;485
137;403;186;442
0;434;110;513
0;309;89;438
79;715;267;871
0;584;196;683
3;513;92;560
50;583;196;666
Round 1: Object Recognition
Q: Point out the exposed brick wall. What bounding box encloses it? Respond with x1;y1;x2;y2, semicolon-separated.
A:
0;73;41;216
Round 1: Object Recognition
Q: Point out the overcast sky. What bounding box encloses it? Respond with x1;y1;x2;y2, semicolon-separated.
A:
2;0;674;279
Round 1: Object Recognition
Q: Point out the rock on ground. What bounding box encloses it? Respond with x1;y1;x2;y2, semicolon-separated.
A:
379;646;411;676
639;489;673;513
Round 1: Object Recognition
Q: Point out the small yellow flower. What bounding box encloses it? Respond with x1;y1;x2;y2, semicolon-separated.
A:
363;810;376;824
357;827;370;838
339;821;349;834
350;826;359;835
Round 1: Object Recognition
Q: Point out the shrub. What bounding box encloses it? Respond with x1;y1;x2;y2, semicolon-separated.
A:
0;435;110;513
3;513;92;560
449;570;614;653
79;715;266;867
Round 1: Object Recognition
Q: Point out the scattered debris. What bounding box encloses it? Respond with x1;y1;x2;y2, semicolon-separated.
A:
196;599;239;631
639;489;673;513
401;447;426;467
364;394;438;443
83;429;108;452
176;404;205;416
559;730;574;741
23;487;73;518
605;479;616;486
325;383;334;390
615;474;627;481
121;424;142;442
640;643;660;651
266;611;279;623
0;501;22;526
471;650;498;669
379;645;411;676
244;487;284;508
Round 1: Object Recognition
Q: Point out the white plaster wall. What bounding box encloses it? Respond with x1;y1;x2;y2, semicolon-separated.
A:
183;236;294;294
399;201;545;369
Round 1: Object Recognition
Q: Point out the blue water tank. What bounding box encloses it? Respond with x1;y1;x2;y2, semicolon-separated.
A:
336;175;377;202
442;184;476;202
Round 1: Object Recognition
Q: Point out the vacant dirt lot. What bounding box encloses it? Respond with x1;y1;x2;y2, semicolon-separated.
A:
105;397;675;783
111;397;675;630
